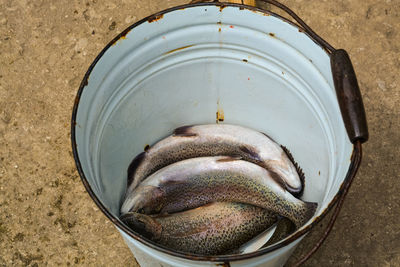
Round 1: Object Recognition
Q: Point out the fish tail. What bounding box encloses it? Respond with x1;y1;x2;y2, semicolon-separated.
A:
300;201;318;227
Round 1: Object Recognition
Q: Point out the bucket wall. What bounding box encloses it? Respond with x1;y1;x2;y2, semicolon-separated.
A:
72;4;353;266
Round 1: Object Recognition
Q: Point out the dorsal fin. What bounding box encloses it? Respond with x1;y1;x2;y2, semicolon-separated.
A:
173;125;197;137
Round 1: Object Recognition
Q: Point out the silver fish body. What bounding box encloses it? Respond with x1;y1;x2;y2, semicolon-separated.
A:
126;124;303;197
120;202;278;255
121;156;316;228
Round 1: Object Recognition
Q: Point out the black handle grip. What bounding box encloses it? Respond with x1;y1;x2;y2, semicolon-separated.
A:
331;49;369;143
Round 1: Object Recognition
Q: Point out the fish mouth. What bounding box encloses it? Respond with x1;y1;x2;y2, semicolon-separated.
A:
280;145;305;197
267;167;303;196
284;183;302;194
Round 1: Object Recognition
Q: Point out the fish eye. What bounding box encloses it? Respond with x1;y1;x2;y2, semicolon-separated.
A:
138;208;145;214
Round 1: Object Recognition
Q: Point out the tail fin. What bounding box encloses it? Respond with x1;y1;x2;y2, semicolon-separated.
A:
300;201;318;227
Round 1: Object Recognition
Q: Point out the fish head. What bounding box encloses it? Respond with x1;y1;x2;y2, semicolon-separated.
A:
120;185;166;214
264;159;303;194
120;212;162;240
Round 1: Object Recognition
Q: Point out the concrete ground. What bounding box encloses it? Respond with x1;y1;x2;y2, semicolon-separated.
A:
0;0;399;266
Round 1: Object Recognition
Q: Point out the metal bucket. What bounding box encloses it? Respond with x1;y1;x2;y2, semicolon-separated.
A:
71;1;368;266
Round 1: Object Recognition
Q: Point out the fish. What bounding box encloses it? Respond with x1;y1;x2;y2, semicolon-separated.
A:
120;202;278;255
121;156;316;228
126;124;304;198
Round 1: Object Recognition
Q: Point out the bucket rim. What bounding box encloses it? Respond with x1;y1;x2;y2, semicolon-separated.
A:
71;2;359;262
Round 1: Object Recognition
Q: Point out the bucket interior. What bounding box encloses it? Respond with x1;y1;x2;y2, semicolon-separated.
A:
73;4;353;250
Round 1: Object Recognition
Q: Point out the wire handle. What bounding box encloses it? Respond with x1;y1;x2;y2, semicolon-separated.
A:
187;2;368;266
290;141;362;266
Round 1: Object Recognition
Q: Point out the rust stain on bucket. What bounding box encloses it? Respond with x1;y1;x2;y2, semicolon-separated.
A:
219;5;227;12
216;110;224;123
148;14;164;23
216;100;225;123
112;29;131;46
164;45;194;55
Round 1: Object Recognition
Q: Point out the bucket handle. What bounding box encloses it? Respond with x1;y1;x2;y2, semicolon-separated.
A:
331;49;369;143
240;1;368;265
189;0;369;144
189;1;368;266
248;1;370;143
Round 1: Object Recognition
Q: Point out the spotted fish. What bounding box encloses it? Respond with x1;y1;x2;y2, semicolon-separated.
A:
121;156;316;228
120;202;278;255
126;124;304;199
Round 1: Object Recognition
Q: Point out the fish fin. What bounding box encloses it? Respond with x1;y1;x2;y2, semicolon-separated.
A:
280;145;305;198
216;156;242;162
127;151;146;187
239;145;262;162
173;125;198;137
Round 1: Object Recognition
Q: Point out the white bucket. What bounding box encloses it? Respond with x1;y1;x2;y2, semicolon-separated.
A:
71;3;360;266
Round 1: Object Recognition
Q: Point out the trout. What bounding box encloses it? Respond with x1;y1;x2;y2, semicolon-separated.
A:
126;124;304;196
121;156;316;228
120;202;278;255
